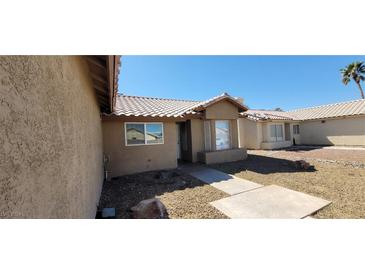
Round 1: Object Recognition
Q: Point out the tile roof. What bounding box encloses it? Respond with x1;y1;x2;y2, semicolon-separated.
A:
287;99;365;120
243;99;365;122
242;109;296;121
111;92;247;118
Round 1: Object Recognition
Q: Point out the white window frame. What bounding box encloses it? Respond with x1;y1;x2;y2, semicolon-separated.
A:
269;124;284;142
124;122;164;146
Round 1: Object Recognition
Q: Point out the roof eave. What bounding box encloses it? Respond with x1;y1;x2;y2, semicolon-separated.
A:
86;55;121;114
107;56;121;113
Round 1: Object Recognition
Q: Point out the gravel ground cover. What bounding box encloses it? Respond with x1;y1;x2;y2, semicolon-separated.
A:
211;151;365;218
258;146;365;164
99;169;229;219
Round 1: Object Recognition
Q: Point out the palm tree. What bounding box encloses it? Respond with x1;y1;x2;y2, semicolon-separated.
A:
340;61;365;99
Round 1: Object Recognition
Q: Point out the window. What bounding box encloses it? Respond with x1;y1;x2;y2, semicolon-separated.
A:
269;124;284;142
125;122;164;146
293;124;300;135
146;123;164;144
215;120;230;150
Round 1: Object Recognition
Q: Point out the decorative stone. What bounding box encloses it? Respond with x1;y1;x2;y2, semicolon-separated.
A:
175;178;188;188
294;160;315;171
130;198;169;219
154;171;170;179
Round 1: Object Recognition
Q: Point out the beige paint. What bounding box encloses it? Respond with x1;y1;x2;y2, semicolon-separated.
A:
101;99;245;175
205;100;239;120
0;56;104;218
300;116;365;146
197;148;247;164
189;119;205;162
240;115;365;148
230;120;239;148
102;120;178;176
238;118;296;150
238;118;261;149
163;100;243;164
190;118;240;162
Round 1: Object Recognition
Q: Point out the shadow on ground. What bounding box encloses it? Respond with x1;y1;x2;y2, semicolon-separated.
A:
274;145;327;152
98;170;209;218
210;154;317;175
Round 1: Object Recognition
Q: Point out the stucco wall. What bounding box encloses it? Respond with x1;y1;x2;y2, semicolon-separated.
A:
239;119;298;149
238;118;261;149
205;100;239;120
102;120;178;176
198;148;247;164
300;116;365;146
0;56;104;218
230;120;239;148
190;118;239;162
190;119;205;162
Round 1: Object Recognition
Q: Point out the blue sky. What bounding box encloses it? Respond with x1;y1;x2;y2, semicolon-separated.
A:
118;56;365;111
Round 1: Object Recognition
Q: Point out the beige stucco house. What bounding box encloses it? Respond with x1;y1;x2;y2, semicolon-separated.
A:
0;55;120;218
2;55;365;219
240;99;365;149
102;93;248;177
239;110;301;149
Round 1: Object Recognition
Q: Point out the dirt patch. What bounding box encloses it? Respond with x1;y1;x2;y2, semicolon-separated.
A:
211;152;365;218
98;169;229;219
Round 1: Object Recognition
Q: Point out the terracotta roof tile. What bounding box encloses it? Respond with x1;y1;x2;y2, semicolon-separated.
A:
242;109;296;121
112;92;247;118
287;99;365;120
243;99;365;121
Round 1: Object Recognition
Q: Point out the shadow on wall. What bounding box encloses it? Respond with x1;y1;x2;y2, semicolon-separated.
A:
209;154;317;175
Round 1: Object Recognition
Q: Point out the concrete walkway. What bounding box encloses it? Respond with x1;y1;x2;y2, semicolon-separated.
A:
211;185;331;218
189;167;262;195
184;165;331;218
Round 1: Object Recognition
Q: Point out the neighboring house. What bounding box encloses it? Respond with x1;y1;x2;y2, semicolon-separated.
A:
240;99;365;149
287;99;365;146
102;93;248;177
239;110;301;149
0;55;120;218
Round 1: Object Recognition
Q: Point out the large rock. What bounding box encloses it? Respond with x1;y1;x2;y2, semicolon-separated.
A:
130;198;169;219
294;160;315;171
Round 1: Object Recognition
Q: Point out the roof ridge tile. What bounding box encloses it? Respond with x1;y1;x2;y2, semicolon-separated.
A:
288;98;365;113
118;94;201;103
